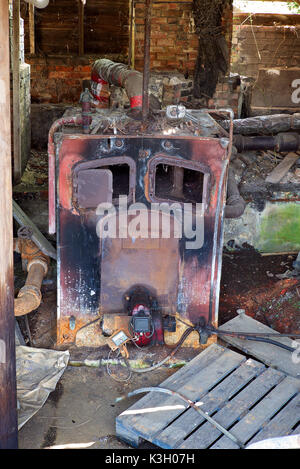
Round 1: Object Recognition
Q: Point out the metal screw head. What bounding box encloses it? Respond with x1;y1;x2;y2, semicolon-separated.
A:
115;139;123;148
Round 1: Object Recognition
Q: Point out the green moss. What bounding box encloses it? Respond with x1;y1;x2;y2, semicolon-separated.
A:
258;203;300;253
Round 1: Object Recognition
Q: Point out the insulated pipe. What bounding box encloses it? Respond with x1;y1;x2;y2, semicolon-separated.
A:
221;113;300;135
48;115;82;234
13;239;49;317
91;59;143;110
225;168;246;219
14;263;46;316
233;132;300;153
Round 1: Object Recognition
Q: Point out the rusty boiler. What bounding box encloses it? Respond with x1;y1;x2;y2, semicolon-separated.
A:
48;60;234;349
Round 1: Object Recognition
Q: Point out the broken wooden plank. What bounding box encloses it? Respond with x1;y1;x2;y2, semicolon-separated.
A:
180;367;284;449
219;314;300;379
117;342;300;449
13;199;56;260
157;358;266;449
247;393;300;445
116;344;245;448
211;375;300;449
265;152;299;183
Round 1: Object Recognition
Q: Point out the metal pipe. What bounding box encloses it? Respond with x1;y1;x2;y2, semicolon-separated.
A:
208;159;229;326
142;0;151;121
13;239;49;317
221;113;300;135
116;387;245;448
91;59;143;110
225;168;246;219
0;0;18;449
233;132;300;153
48;116;82;234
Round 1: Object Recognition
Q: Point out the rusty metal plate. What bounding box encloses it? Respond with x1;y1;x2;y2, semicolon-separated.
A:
75;168;112;208
55;135;229;346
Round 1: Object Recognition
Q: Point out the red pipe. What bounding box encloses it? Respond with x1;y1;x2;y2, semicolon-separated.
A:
48;116;82;234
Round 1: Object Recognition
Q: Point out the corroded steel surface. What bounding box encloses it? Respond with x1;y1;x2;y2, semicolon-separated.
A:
56;134;229;346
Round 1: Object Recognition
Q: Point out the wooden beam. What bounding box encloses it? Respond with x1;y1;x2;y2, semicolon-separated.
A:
128;0;135;68
29;3;35;55
12;0;21;182
0;0;18;449
78;0;84;55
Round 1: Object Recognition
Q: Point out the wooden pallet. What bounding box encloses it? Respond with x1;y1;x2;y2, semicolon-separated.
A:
116;344;300;449
219;314;300;379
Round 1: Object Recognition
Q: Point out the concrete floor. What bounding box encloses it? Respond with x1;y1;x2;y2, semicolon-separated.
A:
18;363;173;449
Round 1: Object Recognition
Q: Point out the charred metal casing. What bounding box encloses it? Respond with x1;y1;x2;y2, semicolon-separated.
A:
54;118;230;347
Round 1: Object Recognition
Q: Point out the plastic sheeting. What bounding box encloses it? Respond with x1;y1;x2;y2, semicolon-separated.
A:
16;346;69;430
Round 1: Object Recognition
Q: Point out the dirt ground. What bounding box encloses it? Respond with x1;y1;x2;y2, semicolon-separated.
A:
220;248;300;333
18;364;173;450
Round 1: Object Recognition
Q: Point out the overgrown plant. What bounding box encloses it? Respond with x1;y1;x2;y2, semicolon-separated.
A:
192;0;232;100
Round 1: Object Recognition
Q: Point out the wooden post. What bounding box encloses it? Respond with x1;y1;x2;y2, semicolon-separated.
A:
128;0;135;69
0;0;18;450
29;3;35;55
78;0;84;56
12;0;21;182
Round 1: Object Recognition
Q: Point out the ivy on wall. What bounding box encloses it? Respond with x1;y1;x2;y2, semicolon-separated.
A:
192;0;232;99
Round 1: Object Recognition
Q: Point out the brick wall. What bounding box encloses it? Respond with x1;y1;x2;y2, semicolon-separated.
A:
207;75;241;116
26;1;238;111
230;14;300;114
134;0;198;74
231;22;300;78
26;55;126;103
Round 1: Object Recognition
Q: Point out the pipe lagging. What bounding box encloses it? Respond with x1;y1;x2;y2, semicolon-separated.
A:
14;239;49;316
91;59;143;109
225;168;246;219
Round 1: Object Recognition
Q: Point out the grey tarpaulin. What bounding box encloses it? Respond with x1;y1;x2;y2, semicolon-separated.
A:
16;345;69;429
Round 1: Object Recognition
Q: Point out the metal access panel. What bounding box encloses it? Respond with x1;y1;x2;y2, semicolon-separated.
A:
56;134;230;346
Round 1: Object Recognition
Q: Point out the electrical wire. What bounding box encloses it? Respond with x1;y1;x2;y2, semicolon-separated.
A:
106;326;195;381
233;335;295;353
207;326;299;353
106;348;132;382
126;327;195;374
208;326;300;339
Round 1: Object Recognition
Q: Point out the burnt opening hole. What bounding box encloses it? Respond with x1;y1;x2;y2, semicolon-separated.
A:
155;164;204;203
101;163;130;198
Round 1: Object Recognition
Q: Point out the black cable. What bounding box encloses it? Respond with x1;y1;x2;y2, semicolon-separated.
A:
206;326;299;353
239;336;295;353
208;326;300;339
